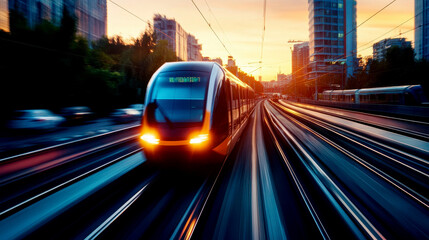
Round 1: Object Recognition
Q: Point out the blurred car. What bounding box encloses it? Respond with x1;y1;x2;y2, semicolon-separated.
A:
110;108;141;123
8;109;65;130
128;104;145;115
60;106;93;123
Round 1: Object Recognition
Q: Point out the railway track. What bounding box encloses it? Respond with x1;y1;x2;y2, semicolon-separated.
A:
1;100;428;239
265;100;429;239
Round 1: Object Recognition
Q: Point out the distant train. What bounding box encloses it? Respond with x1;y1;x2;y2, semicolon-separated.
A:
140;62;256;164
321;85;428;105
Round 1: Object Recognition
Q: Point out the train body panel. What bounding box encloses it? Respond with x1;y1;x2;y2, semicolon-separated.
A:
140;62;255;164
321;85;427;105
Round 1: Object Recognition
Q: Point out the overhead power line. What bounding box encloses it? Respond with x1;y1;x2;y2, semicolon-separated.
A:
190;0;233;56
291;0;400;81
345;0;397;36
108;0;174;41
260;0;267;63
203;0;234;50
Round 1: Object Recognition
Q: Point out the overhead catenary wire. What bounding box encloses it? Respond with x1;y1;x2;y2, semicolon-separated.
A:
108;0;175;42
190;0;233;57
345;0;397;36
291;23;423;87
203;0;234;51
291;0;400;82
259;0;267;78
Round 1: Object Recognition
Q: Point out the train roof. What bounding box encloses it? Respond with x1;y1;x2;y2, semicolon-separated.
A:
358;85;415;94
158;61;254;91
159;61;218;73
322;89;358;94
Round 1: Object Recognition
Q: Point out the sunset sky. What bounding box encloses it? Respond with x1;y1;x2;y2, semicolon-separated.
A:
107;0;414;81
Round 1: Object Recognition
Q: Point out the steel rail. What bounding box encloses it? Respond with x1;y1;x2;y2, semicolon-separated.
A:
270;102;429;209
0;133;140;185
273;102;429;168
0;124;141;163
262;104;330;240
84;182;150;240
0;148;143;218
264;103;386;240
281;101;429;141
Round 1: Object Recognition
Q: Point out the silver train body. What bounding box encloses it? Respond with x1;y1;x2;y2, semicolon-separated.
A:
322;85;428;105
140;62;256;163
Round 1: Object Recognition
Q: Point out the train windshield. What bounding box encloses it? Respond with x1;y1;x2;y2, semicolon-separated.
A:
147;71;210;124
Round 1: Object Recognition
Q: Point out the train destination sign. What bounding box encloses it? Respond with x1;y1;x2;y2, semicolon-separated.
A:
169;77;201;83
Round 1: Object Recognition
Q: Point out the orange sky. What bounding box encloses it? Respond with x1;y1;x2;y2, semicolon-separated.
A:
108;0;414;81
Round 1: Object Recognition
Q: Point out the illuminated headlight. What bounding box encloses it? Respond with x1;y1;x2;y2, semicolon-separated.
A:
190;134;209;144
141;133;160;145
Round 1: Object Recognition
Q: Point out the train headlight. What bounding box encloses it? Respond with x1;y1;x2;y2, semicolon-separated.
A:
189;134;209;144
141;133;160;145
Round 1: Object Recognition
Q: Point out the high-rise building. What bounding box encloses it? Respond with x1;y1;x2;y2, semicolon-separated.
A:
415;0;429;60
74;0;107;44
291;42;309;83
0;0;9;32
187;34;202;61
308;0;357;96
7;0;107;43
373;38;412;61
154;14;189;61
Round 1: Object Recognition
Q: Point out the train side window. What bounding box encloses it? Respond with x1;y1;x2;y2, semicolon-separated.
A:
212;79;230;141
226;80;232;133
232;84;240;130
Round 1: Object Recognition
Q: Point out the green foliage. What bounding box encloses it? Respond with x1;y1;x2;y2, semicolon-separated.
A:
226;66;263;93
1;11;178;116
348;46;429;93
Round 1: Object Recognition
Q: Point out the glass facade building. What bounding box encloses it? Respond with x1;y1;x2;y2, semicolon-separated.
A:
415;0;429;60
308;0;357;92
7;0;106;43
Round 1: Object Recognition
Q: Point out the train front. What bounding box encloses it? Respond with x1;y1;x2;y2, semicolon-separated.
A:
140;63;216;164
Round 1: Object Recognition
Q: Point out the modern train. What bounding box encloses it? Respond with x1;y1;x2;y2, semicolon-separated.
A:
140;62;256;164
321;85;428;105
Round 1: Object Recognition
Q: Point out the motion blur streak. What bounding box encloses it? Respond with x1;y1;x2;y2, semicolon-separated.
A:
265;104;385;239
170;182;207;240
282;102;429;155
84;183;149;240
251;110;261;240
252;105;287;240
0;152;145;239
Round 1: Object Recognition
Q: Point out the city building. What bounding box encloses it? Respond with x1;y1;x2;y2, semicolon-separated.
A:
261;80;281;93
291;41;309;84
227;55;236;67
415;0;429;60
74;0;107;44
308;0;357;97
7;0;107;43
0;0;8;32
187;34;202;61
154;14;189;61
203;56;223;66
373;38;412;61
277;73;292;88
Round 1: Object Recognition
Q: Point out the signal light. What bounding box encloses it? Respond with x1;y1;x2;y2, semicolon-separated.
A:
141;133;160;145
189;134;209;144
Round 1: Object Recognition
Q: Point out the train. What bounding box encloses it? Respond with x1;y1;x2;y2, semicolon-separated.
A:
321;85;428;105
140;62;256;164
